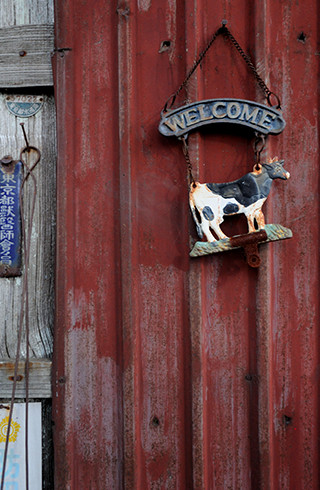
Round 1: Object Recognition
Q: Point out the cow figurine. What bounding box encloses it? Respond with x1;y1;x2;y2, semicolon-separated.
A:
189;157;290;242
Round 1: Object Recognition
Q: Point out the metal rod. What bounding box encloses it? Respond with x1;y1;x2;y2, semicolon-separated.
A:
20;123;30;149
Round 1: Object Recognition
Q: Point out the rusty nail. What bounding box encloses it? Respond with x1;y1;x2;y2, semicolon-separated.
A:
9;374;23;382
0;155;13;166
19;50;27;57
20;123;30;148
58;376;66;384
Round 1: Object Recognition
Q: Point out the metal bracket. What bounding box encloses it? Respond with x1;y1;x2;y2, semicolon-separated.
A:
230;230;267;267
189;224;292;267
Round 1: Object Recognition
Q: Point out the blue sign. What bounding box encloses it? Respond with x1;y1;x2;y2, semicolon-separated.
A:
6;97;43;118
0;162;22;276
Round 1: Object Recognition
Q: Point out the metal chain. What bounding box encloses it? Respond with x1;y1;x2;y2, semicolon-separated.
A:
163;21;281;113
163;25;224;112
222;27;281;109
180;136;195;185
253;132;266;170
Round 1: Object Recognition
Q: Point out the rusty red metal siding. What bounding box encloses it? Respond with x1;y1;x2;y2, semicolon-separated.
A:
53;0;319;488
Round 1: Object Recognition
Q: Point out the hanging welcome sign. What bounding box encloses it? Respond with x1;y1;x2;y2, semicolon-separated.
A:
159;98;286;137
160;21;292;267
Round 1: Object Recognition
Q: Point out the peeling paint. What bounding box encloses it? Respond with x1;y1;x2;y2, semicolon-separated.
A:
64;328;123;484
137;0;151;12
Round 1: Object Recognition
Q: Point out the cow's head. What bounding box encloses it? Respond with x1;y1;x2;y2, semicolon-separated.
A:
262;157;290;180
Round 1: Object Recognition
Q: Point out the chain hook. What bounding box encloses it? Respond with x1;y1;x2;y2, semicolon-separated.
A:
253;132;266;170
180;135;195;186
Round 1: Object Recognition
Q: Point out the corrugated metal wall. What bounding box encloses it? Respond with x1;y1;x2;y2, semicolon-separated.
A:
53;0;320;487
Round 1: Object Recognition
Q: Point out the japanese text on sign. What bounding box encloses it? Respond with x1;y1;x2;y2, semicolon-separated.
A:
0;162;22;276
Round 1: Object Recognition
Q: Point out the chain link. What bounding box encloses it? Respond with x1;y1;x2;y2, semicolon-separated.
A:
222;28;281;109
163;26;224;112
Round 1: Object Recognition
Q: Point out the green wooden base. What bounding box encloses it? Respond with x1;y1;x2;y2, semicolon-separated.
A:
190;224;292;258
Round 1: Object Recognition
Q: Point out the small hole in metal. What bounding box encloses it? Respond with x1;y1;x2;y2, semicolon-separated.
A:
159;40;171;53
297;32;306;43
283;414;292;426
152;416;160;427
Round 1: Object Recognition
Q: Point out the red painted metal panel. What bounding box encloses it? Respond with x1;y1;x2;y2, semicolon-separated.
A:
53;0;319;488
52;1;123;486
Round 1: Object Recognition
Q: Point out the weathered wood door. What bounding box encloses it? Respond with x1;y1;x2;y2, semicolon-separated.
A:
53;0;319;488
0;1;55;488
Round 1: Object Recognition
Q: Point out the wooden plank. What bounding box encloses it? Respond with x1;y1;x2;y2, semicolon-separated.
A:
0;2;55;488
0;24;54;87
0;6;55;361
0;92;56;358
0;1;54;27
0;359;51;398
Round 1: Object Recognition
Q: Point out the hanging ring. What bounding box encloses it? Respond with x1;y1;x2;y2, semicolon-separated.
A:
267;91;281;109
162;93;177;114
253;162;262;172
20;146;41;173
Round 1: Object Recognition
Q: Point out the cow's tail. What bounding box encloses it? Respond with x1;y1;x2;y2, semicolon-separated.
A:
189;195;204;239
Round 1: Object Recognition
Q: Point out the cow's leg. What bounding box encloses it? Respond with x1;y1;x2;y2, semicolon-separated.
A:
189;200;204;239
246;214;256;232
245;206;260;232
244;199;266;232
201;219;216;242
255;209;265;229
210;218;228;240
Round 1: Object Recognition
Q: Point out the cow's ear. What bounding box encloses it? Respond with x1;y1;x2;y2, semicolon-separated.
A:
269;156;277;163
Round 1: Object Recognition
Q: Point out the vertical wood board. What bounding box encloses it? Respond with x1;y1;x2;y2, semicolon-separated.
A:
0;3;55;360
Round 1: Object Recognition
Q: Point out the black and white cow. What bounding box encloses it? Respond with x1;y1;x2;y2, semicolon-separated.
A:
189;158;290;242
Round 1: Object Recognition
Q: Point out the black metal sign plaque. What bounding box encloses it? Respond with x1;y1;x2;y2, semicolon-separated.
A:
159;99;286;138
